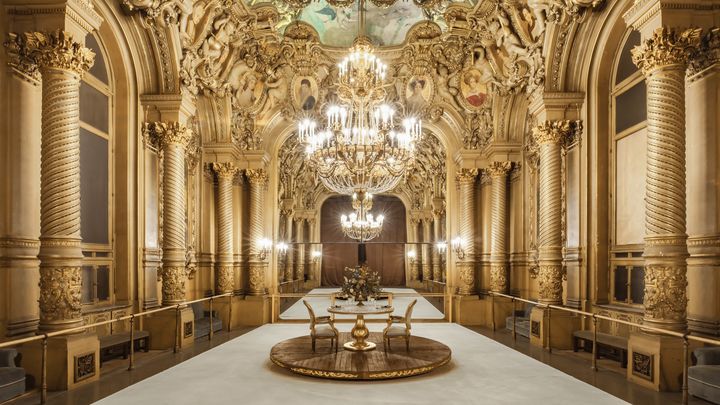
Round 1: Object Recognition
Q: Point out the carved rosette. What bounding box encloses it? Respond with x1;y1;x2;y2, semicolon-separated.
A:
39;267;82;330
631;28;700;331
488;161;512;293
211;162;238;294
538;264;564;305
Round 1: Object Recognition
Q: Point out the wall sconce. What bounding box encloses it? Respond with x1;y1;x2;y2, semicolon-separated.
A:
451;237;465;260
311;250;322;263
435;241;447;254
257;238;273;260
407;249;417;264
276;242;289;255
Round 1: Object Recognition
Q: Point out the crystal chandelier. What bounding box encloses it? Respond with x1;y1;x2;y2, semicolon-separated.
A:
298;3;421;196
340;192;384;241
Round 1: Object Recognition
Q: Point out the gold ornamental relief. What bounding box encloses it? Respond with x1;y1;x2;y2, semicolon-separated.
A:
4;33;40;83
246;168;269;186
537;264;564;303
490;265;508;293
21;30;95;75
39;267;82;323
631;27;701;75
161;266;188;303
210;162;239;180
457;262;476;294
248;264;266;293
531;120;572;145
644;265;688;322
486;161;513;177
215;265;234;293
144;121;192;149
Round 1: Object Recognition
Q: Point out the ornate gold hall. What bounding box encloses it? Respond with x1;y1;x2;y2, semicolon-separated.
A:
1;0;720;403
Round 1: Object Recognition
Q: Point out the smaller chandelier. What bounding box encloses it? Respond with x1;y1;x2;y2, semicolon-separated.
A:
340;192;384;241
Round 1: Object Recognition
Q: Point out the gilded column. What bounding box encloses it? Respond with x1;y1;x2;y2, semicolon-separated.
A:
421;217;432;281
456;169;478;295
211;162;237;294
409;217;421;281
432;209;443;282
632;27;701;332
282;209;294;282
294;218;305;281
306;218;316;281
1;34;42;335
488;161;512;293
247;168;268;295
532;121;570;305
22;31;94;331
146;121;192;306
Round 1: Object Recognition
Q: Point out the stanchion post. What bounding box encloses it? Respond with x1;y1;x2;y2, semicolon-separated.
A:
591;315;598;371
227;293;232;333
128;315;136;371
512;297;517;341
547;306;552;353
40;335;48;405
491;293;496;332
683;334;689;405
174;304;181;354
209;297;214;341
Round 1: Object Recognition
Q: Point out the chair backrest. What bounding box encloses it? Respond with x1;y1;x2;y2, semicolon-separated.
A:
302;300;317;327
404;299;418;330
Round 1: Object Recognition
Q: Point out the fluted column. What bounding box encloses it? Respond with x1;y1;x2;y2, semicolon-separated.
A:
456;169;478;295
631;27;701;332
211;162;238;294
410;218;421;281
247;169;268;295
421;217;432;281
432;209;443;282
294;218;305;281
532;121;570;305
21;31;94;331
488;162;512;293
146;121;192;305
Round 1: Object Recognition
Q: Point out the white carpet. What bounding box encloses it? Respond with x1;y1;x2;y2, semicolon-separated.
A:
96;323;627;405
279;288;445;320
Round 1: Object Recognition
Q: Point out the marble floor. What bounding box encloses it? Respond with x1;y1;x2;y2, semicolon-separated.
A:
279;287;445;320
96;323;627;405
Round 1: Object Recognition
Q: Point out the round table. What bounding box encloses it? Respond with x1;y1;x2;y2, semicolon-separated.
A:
327;304;394;351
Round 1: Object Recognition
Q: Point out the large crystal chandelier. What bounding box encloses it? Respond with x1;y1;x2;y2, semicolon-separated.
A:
297;4;421;196
340;192;384;241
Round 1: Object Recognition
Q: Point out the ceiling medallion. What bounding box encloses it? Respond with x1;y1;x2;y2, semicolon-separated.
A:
297;0;422;196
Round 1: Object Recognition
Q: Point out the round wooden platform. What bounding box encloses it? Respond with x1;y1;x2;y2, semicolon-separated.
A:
270;332;451;380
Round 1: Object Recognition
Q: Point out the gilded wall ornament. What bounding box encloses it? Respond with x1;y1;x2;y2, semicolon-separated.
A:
161;266;188;304
537;264;564;304
643;265;688;325
39;267;83;325
531;120;572;145
490;264;508;293
21;30;95;75
144;121;193;148
688;28;720;77
4;33;40;83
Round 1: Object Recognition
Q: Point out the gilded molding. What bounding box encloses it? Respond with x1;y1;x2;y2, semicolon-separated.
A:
21;30;94;76
631;27;701;75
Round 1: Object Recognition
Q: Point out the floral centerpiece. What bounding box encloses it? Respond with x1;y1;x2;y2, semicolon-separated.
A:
341;265;381;305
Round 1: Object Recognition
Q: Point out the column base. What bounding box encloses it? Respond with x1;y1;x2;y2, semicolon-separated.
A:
236;295;271;326
21;333;100;390
627;332;697;391
453;295;485;325
529;307;579;350
144;307;194;350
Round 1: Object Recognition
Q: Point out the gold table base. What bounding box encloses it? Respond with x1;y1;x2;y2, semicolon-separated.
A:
345;314;374;351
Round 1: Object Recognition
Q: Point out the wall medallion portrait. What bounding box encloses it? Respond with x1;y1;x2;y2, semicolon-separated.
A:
460;69;489;110
405;76;433;112
234;71;264;108
292;75;319;111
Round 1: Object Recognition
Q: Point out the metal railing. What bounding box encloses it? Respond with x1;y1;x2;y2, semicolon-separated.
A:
0;292;233;404
488;291;720;405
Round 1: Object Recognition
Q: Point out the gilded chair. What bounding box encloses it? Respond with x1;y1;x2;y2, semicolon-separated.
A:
383;299;417;351
303;300;339;352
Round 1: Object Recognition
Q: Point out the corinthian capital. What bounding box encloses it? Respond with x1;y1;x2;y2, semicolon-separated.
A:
455;168;478;185
532;120;574;145
486;161;513;177
21;30;94;75
631;27;701;75
246;168;269;186
4;33;40;83
211;162;238;179
144;121;192;149
688;28;720;77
